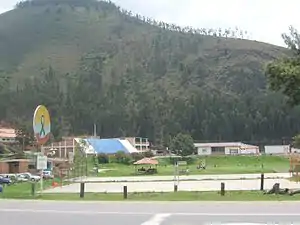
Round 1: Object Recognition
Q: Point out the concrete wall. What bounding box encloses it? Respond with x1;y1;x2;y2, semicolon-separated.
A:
265;145;289;155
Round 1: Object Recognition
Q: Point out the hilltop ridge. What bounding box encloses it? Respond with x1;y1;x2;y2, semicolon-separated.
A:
0;0;297;145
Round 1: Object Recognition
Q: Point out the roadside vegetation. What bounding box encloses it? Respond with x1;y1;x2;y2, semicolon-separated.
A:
2;190;300;201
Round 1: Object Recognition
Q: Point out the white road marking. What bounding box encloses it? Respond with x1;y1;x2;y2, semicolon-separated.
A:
1;199;300;204
204;223;300;225
141;213;171;225
211;224;267;225
1;208;300;216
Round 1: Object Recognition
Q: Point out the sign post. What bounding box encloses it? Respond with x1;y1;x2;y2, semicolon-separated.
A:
36;155;47;195
173;160;177;191
33;105;51;146
33;105;51;196
177;161;187;166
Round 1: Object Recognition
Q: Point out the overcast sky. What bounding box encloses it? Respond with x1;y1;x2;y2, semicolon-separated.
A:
1;0;299;47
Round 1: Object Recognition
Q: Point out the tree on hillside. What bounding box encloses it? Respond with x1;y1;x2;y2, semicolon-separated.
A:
0;75;10;119
2;1;300;144
265;26;300;106
169;133;195;156
293;134;300;149
14;120;35;150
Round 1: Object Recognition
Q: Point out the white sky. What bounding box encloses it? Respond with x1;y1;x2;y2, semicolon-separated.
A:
1;0;299;47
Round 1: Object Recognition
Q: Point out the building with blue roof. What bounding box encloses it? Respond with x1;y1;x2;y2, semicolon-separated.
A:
75;138;138;154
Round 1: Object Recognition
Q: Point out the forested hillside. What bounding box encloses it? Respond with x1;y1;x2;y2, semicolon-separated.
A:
0;0;298;146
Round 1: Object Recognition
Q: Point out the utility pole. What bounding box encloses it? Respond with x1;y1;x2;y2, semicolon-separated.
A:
22;135;25;152
93;123;97;137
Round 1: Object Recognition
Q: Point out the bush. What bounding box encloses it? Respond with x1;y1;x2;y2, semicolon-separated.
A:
143;151;154;158
167;156;196;165
112;151;132;165
97;153;109;164
131;153;144;161
182;156;197;164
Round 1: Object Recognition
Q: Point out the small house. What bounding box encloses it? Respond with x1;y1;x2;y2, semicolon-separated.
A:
194;142;259;155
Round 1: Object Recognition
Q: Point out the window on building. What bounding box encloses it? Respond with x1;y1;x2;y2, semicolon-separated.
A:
211;147;225;154
230;149;239;155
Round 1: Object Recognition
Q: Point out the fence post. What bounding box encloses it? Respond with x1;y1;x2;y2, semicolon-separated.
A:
221;182;225;196
80;182;85;198
260;173;264;191
31;182;36;197
274;183;280;195
123;186;127;199
174;184;178;192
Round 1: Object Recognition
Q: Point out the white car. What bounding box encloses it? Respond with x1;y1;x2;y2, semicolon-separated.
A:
19;173;41;182
16;174;29;182
43;171;54;179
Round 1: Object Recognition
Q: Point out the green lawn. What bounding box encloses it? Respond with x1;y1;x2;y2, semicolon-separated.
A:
1;190;300;201
92;155;289;177
0;178;66;199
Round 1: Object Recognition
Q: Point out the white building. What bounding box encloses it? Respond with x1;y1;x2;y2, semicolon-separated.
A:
42;137;139;158
0;128;17;144
124;137;150;152
194;142;259;155
264;145;290;155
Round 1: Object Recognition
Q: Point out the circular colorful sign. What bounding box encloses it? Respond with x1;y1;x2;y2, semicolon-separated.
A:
33;105;51;145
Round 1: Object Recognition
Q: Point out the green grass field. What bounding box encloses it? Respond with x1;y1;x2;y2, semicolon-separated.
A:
0;178;66;199
1;190;300;201
0;155;294;201
92;155;289;177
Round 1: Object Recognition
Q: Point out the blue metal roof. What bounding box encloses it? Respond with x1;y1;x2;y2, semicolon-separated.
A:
85;138;128;154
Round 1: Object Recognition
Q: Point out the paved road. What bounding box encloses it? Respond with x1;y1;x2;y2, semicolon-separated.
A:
45;178;298;193
1;200;300;225
73;173;291;183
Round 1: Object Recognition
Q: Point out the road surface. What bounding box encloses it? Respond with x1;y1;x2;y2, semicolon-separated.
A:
45;178;299;193
1;200;300;225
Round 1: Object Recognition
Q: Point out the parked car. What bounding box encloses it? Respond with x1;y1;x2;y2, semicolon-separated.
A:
16;174;29;182
0;175;12;185
0;174;9;178
19;173;41;182
42;171;54;180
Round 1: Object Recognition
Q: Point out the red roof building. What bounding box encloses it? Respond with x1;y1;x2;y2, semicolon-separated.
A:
0;127;17;144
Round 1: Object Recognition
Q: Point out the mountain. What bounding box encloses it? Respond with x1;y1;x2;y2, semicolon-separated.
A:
0;0;298;146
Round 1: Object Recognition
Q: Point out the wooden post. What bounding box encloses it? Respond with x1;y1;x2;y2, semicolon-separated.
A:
221;182;225;196
31;182;36;197
260;173;264;191
123;186;128;199
174;184;178;192
80;182;85;198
